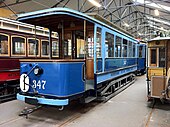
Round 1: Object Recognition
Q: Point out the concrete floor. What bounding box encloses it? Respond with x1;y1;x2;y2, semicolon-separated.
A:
0;75;170;127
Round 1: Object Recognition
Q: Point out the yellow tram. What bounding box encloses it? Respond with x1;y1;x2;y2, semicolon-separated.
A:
147;37;170;101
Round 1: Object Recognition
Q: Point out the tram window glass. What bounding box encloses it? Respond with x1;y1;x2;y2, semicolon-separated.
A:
159;47;165;67
128;41;133;57
133;43;136;57
0;34;8;55
42;40;49;56
87;31;94;58
12;36;25;55
52;41;59;57
115;36;122;57
139;46;143;58
77;39;85;58
96;28;101;57
151;49;157;65
122;39;127;57
105;32;114;57
64;33;72;58
28;39;39;56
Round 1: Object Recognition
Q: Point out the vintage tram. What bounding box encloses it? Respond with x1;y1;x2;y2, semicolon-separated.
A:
16;8;145;107
147;37;170;101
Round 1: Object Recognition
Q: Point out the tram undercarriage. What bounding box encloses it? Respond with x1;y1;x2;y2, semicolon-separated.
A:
96;73;136;101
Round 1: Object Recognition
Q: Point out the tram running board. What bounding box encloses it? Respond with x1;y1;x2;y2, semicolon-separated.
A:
97;73;136;102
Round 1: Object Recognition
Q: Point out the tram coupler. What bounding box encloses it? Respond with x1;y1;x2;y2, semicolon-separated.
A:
19;105;42;119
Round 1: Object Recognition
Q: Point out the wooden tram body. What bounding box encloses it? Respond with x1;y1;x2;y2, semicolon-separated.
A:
16;8;144;107
147;37;170;100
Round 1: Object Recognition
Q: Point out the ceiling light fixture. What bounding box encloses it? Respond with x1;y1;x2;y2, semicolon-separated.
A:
88;0;101;7
124;23;130;27
154;9;159;16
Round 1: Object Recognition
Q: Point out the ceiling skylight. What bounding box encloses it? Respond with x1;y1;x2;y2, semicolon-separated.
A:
146;16;170;26
133;0;170;11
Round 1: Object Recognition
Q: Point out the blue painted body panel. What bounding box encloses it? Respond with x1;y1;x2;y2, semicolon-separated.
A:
96;66;137;84
105;58;137;71
95;58;137;84
20;62;85;97
137;58;145;70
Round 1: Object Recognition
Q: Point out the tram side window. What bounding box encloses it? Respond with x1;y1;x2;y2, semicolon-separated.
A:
150;49;157;65
52;41;59;57
42;40;49;56
28;39;39;56
115;36;122;57
128;41;133;57
96;28;101;57
105;32;114;57
133;43;136;57
159;47;165;67
12;36;25;55
0;34;8;55
122;39;128;57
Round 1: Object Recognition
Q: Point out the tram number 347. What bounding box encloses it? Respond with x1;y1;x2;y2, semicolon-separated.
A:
32;80;46;89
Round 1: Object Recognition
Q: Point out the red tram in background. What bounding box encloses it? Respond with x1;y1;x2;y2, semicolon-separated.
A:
0;17;58;102
0;59;19;101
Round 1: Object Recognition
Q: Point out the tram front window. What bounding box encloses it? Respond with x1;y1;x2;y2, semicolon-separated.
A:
159;47;165;67
150;48;157;66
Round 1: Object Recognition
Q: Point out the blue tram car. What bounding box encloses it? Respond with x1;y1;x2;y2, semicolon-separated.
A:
17;8;142;107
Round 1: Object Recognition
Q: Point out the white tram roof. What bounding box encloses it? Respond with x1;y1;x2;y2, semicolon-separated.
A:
17;7;138;42
148;36;170;42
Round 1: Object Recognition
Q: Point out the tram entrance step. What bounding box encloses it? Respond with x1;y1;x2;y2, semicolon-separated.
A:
84;97;96;103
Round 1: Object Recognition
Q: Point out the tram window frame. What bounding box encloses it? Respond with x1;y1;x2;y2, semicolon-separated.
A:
52;40;59;58
122;38;128;57
115;36;122;58
95;27;102;58
76;38;85;58
41;40;50;57
150;48;157;66
105;32;114;58
0;33;9;56
133;43;136;57
159;47;166;67
11;35;26;56
27;38;40;57
128;41;133;57
63;32;72;59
